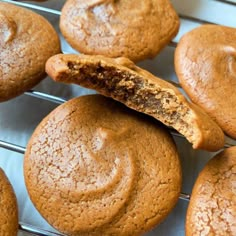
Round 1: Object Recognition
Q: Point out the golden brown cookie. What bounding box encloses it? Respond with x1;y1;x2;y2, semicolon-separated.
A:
46;53;225;151
24;94;182;236
60;0;179;62
175;24;236;139
186;146;236;236
0;2;61;102
0;168;18;236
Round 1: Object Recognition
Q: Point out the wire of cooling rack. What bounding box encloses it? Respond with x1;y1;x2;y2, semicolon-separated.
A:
1;0;61;14
0;0;235;235
24;90;66;104
19;222;65;236
214;0;236;6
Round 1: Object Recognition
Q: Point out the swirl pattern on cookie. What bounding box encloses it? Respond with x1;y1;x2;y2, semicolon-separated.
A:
0;2;60;102
175;24;236;139
24;95;182;235
0;13;17;44
60;0;179;62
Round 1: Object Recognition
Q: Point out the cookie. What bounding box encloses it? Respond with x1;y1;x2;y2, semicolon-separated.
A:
0;2;61;102
186;146;236;236
46;54;225;151
0;168;18;236
60;0;179;62
175;24;236;139
24;94;182;235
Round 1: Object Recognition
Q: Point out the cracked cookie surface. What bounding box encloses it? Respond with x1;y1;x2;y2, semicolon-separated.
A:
0;2;60;102
0;168;18;236
24;94;182;235
60;0;179;62
186;146;236;236
175;24;236;139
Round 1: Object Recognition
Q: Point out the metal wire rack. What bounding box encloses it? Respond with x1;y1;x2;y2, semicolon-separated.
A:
0;0;235;235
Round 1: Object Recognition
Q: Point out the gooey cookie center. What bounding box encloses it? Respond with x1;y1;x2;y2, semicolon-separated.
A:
0;13;17;45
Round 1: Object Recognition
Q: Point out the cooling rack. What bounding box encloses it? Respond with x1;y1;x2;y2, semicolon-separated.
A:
0;0;235;235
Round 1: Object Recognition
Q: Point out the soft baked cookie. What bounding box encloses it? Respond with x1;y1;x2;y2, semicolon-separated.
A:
24;94;182;236
0;2;60;102
60;0;179;62
0;168;18;236
175;24;236;139
186;146;236;236
46;54;225;151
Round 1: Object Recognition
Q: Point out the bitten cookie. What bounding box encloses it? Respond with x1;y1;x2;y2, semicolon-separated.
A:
186;146;236;236
46;54;225;151
0;2;61;102
175;24;236;139
24;94;182;236
60;0;179;62
0;168;18;236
